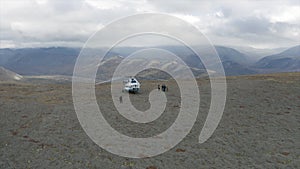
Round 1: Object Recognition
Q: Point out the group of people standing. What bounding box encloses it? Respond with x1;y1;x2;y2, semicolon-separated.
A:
119;84;169;103
158;84;168;92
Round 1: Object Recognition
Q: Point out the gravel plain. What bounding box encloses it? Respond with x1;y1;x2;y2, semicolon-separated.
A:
0;73;299;168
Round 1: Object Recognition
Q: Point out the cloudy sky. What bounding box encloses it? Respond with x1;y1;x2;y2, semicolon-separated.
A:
0;0;299;49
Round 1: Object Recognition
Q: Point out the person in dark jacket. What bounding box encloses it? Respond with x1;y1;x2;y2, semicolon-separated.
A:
162;84;166;92
119;96;123;103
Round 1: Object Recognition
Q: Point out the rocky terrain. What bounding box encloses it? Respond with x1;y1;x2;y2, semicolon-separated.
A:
0;73;299;168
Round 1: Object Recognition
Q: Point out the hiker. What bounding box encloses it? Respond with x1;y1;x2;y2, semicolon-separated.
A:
119;96;123;103
158;84;160;91
162;84;166;92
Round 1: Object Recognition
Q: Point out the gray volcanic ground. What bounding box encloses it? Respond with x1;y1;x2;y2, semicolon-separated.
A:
0;73;299;168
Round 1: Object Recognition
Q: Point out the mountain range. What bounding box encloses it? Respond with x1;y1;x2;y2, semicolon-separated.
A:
0;45;299;81
254;45;300;73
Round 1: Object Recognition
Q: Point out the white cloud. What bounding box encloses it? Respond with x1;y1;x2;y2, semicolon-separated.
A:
172;14;200;24
269;6;300;23
85;0;122;10
215;11;224;18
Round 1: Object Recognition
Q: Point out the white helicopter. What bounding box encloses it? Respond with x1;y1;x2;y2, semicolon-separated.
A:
123;77;140;93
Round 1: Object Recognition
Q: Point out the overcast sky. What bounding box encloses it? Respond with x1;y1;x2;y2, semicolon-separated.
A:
0;0;299;49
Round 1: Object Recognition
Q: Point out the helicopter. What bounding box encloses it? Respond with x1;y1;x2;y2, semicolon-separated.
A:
122;77;140;93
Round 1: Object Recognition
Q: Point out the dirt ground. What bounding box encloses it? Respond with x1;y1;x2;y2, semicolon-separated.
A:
0;73;299;168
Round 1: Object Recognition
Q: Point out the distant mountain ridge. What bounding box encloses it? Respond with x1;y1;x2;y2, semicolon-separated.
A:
107;45;256;76
0;47;80;75
0;45;299;81
254;45;300;72
211;46;255;75
0;66;23;81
